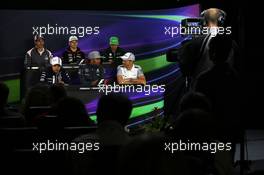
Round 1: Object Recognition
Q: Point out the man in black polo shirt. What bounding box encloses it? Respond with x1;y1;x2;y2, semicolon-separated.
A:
101;36;126;66
61;36;85;84
101;36;126;83
61;36;85;64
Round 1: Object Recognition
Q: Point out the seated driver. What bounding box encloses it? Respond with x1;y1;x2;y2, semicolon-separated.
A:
117;52;146;85
78;51;104;87
40;56;71;86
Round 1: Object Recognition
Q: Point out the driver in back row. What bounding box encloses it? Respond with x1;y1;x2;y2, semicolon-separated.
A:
61;36;85;64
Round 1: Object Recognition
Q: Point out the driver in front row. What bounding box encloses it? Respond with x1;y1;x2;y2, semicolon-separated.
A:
78;51;105;87
40;56;71;86
117;52;146;85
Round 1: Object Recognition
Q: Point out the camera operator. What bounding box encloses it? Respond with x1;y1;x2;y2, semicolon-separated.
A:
178;8;239;89
164;8;240;120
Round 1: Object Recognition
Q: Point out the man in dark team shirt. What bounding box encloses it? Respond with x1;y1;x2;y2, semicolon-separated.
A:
61;36;85;65
101;36;126;66
101;36;126;83
61;36;85;84
79;51;104;87
40;57;70;86
25;34;53;69
24;34;53;88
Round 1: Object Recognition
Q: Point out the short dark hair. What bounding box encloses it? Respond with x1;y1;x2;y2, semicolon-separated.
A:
96;93;132;126
0;82;9;108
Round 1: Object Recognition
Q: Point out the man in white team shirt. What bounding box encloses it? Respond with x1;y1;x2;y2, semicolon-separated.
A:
117;52;146;85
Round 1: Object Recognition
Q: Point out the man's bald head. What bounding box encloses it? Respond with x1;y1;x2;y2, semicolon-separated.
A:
203;8;225;27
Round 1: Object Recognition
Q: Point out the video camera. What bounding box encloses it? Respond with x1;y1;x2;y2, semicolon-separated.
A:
166;18;203;62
